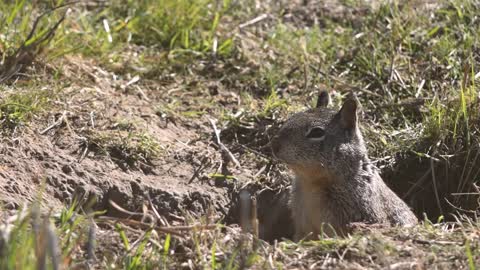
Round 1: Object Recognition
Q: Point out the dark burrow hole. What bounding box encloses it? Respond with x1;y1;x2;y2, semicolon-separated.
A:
384;147;480;221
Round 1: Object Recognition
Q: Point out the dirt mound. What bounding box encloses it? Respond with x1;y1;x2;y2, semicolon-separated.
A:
0;118;227;219
0;60;231;225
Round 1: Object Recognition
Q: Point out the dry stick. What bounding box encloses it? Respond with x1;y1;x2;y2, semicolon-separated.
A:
147;194;163;223
239;14;270;29
108;199;145;218
451;192;480;197
303;58;308;92
253;165;267;179
238;143;269;159
135;85;151;101
96;216;216;236
415;79;426;98
147;195;170;226
208;118;241;168
188;156;209;184
445;198;477;215
126;226;155;255
413;238;461;246
39;111;68;135
403;167;432;199
0;65;21;83
108;200;217;234
89;111;95;128
301;37;308;92
78;140;89;163
388;262;419;269
109;199;159;227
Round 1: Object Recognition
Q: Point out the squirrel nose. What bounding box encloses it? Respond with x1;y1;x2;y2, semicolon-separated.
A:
271;136;281;156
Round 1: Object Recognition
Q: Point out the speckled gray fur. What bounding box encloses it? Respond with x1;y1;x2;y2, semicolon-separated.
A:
271;92;417;240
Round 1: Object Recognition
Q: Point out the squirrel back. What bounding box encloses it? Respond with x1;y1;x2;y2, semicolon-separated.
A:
271;91;417;240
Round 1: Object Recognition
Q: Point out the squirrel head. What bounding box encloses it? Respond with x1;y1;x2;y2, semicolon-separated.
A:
271;91;367;181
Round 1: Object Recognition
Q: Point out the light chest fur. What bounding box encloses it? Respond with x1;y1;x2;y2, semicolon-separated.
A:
291;177;345;240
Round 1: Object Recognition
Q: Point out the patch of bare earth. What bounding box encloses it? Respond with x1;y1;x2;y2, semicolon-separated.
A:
0;57;233;223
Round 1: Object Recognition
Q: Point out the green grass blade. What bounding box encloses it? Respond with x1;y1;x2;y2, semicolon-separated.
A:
465;239;476;270
115;224;130;250
162;233;171;269
7;0;27;24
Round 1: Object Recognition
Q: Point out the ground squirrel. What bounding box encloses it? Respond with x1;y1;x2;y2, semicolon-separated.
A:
271;91;417;240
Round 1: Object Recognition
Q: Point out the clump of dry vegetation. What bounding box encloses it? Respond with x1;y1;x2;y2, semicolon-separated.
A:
1;0;480;269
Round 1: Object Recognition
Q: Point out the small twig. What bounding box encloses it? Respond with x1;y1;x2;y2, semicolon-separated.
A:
168;213;185;223
239;14;270;29
286;66;300;78
121;75;140;90
413;238;461;246
451;192;480;196
238;144;270;159
403;167;432;199
89;111;95;128
188;156;209;184
208;118;241;168
96;217;180;237
445;198;477;215
253;165;267;179
39;111;67;135
108;199;149;218
96;216;216;237
389;262;418;270
415;79;426;98
78;137;89;163
126;226;154;255
135;86;150;101
147;194;163;224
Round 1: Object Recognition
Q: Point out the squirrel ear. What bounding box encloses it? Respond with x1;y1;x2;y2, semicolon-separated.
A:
316;91;330;108
339;94;358;129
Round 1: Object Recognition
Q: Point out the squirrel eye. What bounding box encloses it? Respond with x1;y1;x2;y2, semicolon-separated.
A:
306;127;325;139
